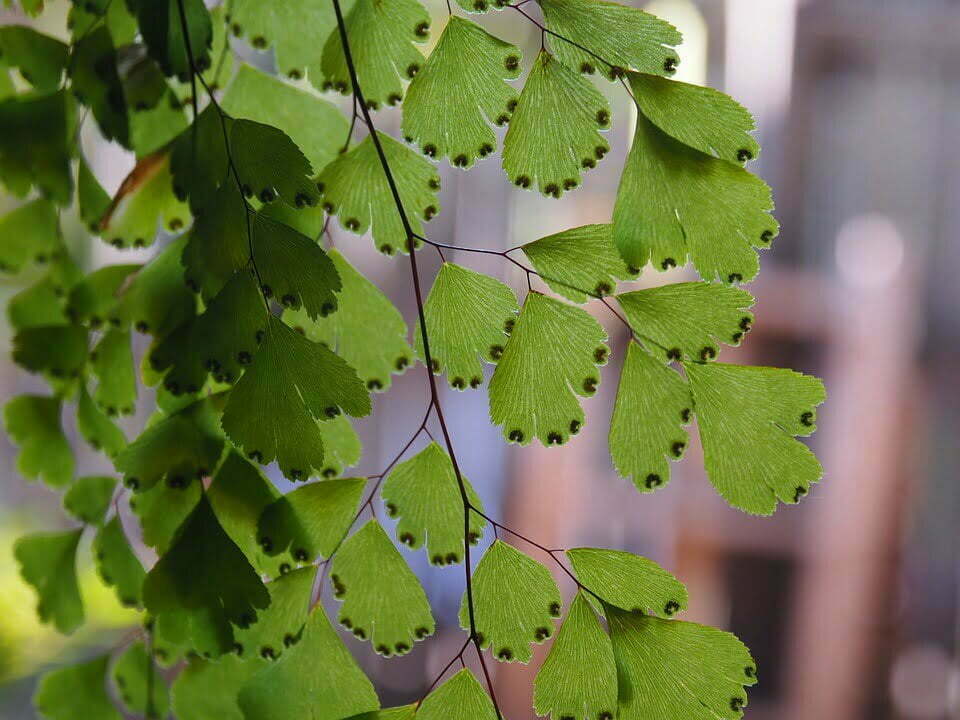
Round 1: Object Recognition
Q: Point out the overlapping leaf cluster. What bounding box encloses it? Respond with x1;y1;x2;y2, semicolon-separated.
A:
0;0;824;718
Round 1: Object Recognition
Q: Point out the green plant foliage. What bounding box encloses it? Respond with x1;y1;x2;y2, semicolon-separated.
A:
521;223;638;302
609;341;691;493
317;131;440;254
402;16;520;168
63;475;116;525
237;605;379;720
93;516;146;609
418;262;518;390
382;442;485;566
460;540;561;663
222;63;349;173
286;249;412;392
111;640;169;717
0;198;61;274
533;592;617;720
330;519;435;656
419;669;497;720
0;27;67;92
76;384;127;458
540;0;681;78
258;476;365;563
685;362;827;515
221;316;370;480
489;292;608;446
567;547;688;616
613;77;778;281
5;394;73;488
142;494;270;656
618;282;755;362
34;655;121;720
503;51;610;197
321;0;429;108
171;654;267;720
1;2;829;716
235;566;314;660
607;607;757;719
14;529;84;634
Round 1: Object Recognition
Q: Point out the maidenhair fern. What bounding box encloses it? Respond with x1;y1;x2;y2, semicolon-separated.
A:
0;0;826;718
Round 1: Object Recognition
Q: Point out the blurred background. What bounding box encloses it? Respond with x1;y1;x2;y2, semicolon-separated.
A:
1;0;958;718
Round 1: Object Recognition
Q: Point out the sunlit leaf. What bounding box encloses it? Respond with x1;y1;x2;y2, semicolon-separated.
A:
67;264;141;327
235;566;315;661
331;519;435;656
92;328;137;415
14;529;84;634
111;640;169;717
567;547;687;617
460;540;560;663
171;654;266;720
93;516;146;608
130;475;201;552
34;655;122;720
77;384;127;458
0;198;62;275
5;394;73;488
418;669;496;720
13;324;88;379
63;475;116;525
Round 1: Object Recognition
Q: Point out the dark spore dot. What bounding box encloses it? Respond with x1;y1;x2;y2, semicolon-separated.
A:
400;532;415;546
645;474;661;489
595;281;612;296
444;552;459;564
110;238;123;248
666;348;681;361
237;350;252;365
507;98;518;112
594;346;608;363
479;143;494;157
288;69;303;80
367;379;383;390
341;616;352;629
671;441;685;457
430;358;440;373
583;378;597;393
504;318;515;334
582;156;597;169
260;646;276;660
580;62;595;74
794;486;807;502
661;257;676;270
316;181;326;194
415;626;430;639
395;356;410;371
238;612;254;629
395;642;410;654
663;57;678;74
508;429;525;443
505;55;519;71
569;419;581;434
732;331;744;343
422;143;437;158
495;113;510;126
431;554;445;565
414;21;430;38
249;450;264;462
470;376;482;389
289;469;303;481
424;205;438;220
380;244;394;255
800;411;814;427
468;531;480;545
744;666;756;678
680;408;691;423
700;346;716;361
728;272;743;283
514;175;531;189
607;65;625;79
385;502;398;517
322;467;337;478
596;109;610;127
664;600;680;616
760;230;774;244
279;563;291;575
388;93;403;106
547;432;563;445
406;63;420;78
261;284;273;299
730;697;745;712
376;644;391;656
295;192;313;208
294;548;309;562
325;406;341;420
740;316;753;331
737;148;754;163
599;713;613;720
534;627;551;641
548;601;561;617
497;648;513;661
563;178;578;191
489;344;504;360
474;0;488;8
260;536;273;552
594;145;608;159
167;475;186;489
452;377;466;390
544;183;560;198
283;633;298;647
454;154;469;168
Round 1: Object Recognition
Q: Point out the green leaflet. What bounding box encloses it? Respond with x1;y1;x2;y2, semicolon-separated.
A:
0;198;61;275
222;316;370;481
608;342;691;493
284;249;412;393
607;607;757;720
186;190;338;307
142;494;271;657
92;328;137;415
235;566;315;661
34;655;122;720
381;442;485;566
460;540;561;663
237;604;379;720
14;529;84;634
231;118;322;207
321;0;430;109
111;641;169;717
63;475;117;525
613;86;778;282
402;16;520;168
68;0;138;44
13;324;88;379
150;270;267;393
317;131;440;255
257;476;366;563
617;282;755;362
228;0;353;82
78;156;111;232
0;90;76;204
533;592;617;720
5;395;73;488
132;0;212;79
112;235;195;337
418;669;497;720
331;519;435;656
539;0;681;78
502;51;610;197
9;274;71;330
170;4;232;102
316;413;363;478
0;26;68;92
631;73;759;165
67;264;141;327
685;362;827;515
114;398;224;492
93;516;146;608
99;153;190;249
222;63;349;174
171;654;267;720
489;292;608;446
207;451;283;577
567;547;688;617
130;476;201;552
521;223;639;303
418;262;518;390
69;24;129;146
77;384;127;458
